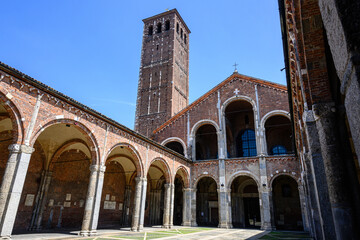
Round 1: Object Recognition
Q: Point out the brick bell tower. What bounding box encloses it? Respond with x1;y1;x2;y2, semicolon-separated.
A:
134;9;190;137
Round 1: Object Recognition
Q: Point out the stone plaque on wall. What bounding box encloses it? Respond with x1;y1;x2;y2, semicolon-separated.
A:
25;194;35;206
66;193;71;201
111;196;116;201
118;203;123;210
105;194;110;200
104;201;116;210
64;201;71;207
48;199;54;207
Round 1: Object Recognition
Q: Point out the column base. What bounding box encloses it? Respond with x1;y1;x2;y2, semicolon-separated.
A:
138;224;144;231
191;222;198;227
162;224;171;229
79;230;97;236
181;221;191;226
1;236;11;240
218;222;231;228
261;223;274;231
131;226;139;232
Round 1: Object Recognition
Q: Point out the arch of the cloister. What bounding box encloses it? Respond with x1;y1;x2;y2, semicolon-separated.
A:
195;175;219;226
104;143;144;178
0;92;24;145
228;171;261;229
30;118;100;165
269;173;304;230
12;119;99;232
98;142;144;228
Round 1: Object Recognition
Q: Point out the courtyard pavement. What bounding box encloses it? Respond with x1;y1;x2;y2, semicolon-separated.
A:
11;226;312;240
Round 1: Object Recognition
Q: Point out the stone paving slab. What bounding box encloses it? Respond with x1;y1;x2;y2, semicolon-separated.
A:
11;227;268;240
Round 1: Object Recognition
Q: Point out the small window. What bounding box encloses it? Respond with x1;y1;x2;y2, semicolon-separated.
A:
148;26;153;36
165;20;170;31
184;34;187;44
176;23;179;33
237;129;257;157
271;145;287;155
156;45;159;50
157;22;162;33
180;28;183;38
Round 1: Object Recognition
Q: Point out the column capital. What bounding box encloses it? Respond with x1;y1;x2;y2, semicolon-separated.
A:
183;188;192;192
8;144;21;153
8;144;35;154
89;164;99;172
99;165;106;173
217;188;231;193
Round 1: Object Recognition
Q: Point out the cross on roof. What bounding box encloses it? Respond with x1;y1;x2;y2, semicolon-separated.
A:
233;62;238;72
234;88;240;95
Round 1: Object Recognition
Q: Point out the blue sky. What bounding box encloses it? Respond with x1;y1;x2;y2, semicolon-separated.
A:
0;0;285;129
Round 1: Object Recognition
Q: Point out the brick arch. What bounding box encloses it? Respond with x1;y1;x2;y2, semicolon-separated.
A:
104;143;144;178
221;95;257;118
174;166;190;188
147;157;172;184
161;137;187;157
0;90;24;144
48;139;91;171
190;119;220;139
269;172;301;191
193;174;219;189
227;170;260;190
30;119;99;165
260;110;290;130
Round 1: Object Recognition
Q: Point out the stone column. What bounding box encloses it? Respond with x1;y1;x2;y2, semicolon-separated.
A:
182;188;192;226
217;188;231;228
313;103;356;239
258;156;273;230
80;164;106;236
259;187;272;230
217;158;230;228
138;178;147;231
0;144;34;239
162;183;171;228
29;170;53;230
131;177;142;231
122;185;132;226
190;188;197;226
168;184;175;228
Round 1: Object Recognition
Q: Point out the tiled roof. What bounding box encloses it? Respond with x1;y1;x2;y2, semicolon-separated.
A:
153;72;287;134
0;61;190;162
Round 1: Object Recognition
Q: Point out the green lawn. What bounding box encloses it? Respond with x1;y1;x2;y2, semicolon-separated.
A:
86;227;214;240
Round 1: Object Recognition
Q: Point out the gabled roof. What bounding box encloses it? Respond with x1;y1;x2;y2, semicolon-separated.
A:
153;72;287;134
